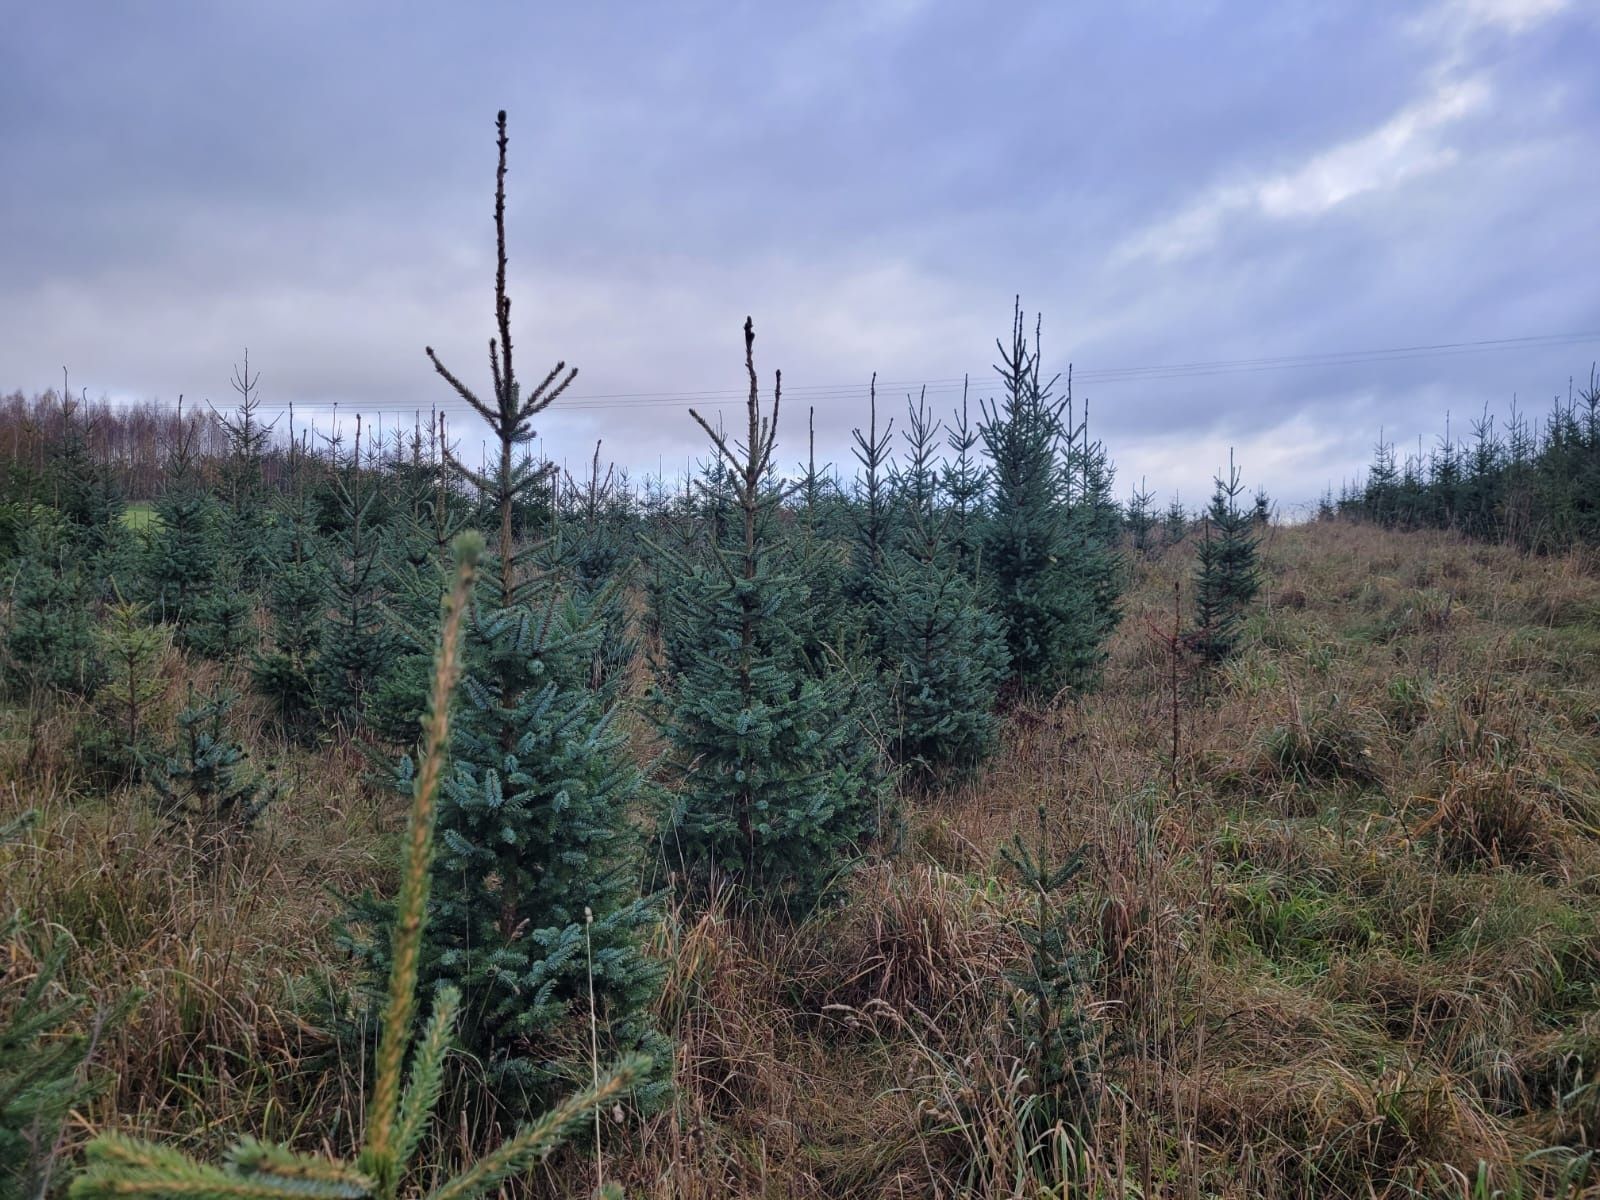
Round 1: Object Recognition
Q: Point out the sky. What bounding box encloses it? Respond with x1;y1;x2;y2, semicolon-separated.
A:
2;0;1598;511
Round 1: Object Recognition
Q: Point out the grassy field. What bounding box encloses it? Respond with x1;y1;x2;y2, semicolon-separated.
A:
119;501;157;532
5;519;1599;1197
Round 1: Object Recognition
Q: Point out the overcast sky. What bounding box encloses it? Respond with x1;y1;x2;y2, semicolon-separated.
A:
3;0;1597;510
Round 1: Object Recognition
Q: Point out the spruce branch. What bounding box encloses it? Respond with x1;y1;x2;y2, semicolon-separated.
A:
360;535;481;1196
424;1055;644;1200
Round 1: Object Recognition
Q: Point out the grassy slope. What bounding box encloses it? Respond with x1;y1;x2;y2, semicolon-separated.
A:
3;520;1599;1197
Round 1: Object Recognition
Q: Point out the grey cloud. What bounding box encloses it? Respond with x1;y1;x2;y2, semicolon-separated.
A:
2;0;1596;507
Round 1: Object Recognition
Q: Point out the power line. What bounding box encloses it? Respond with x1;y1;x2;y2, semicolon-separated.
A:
63;328;1600;417
550;330;1600;403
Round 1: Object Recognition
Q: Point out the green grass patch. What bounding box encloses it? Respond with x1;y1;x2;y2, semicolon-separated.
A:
120;501;158;531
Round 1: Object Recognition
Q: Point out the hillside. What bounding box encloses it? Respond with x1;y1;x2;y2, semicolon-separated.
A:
5;518;1598;1197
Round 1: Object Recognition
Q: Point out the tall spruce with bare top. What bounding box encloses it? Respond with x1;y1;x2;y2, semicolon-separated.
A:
356;111;665;1112
652;318;885;910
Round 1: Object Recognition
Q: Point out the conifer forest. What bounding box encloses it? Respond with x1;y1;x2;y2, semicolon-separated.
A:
5;107;1600;1200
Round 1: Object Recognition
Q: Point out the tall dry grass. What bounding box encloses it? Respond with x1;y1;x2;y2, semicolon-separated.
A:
4;518;1599;1196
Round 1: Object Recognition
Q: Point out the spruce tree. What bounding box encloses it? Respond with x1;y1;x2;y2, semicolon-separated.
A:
315;421;395;732
1002;807;1101;1158
878;553;1007;780
878;391;1007;779
365;110;665;1112
845;375;894;660
1;912;126;1199
1251;485;1272;527
144;403;221;641
1363;435;1401;528
653;317;885;910
210;351;277;588
186;560;258;661
368;416;464;746
1059;399;1122;690
940;383;988;580
1190;451;1260;664
980;302;1110;696
72;538;648;1200
787;407;851;675
81;594;168;785
149;687;274;843
555;442;637;701
1162;495;1188;546
891;387;940;553
45;383;127;583
2;511;101;698
253;435;328;731
1126;478;1156;557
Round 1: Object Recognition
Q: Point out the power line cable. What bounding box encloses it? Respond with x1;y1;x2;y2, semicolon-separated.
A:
55;329;1600;417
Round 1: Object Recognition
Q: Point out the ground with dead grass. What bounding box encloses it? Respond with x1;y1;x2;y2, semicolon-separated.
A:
5;519;1600;1197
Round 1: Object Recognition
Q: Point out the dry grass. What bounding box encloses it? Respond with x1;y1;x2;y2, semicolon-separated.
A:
6;518;1600;1196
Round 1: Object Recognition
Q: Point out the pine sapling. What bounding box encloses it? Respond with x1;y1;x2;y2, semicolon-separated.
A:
1;913;130;1200
1002;805;1101;1159
82;593;168;784
149;687;274;846
73;534;649;1200
1189;450;1261;665
878;389;1007;779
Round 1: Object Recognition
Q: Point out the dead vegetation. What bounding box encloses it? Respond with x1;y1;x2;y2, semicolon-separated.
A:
5;518;1600;1196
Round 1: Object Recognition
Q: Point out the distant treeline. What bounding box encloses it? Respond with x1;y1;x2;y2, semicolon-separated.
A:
1330;371;1600;552
1;389;282;501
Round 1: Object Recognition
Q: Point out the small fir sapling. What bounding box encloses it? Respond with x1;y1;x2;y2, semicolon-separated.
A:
1;909;131;1199
2;511;102;699
555;441;639;700
980;301;1118;696
367;414;472;746
209;350;278;588
846;374;895;657
81;593;168;785
1002;806;1102;1156
186;559;259;661
253;439;329;732
315;419;396;731
939;381;988;581
149;687;275;844
1126;478;1156;557
144;400;221;640
787;406;851;675
1162;495;1188;547
1057;394;1122;692
73;534;649;1200
1189;450;1261;665
1251;485;1272;527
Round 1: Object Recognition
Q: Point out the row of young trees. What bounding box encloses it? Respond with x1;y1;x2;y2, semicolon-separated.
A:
1332;372;1600;551
0;114;1274;1174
